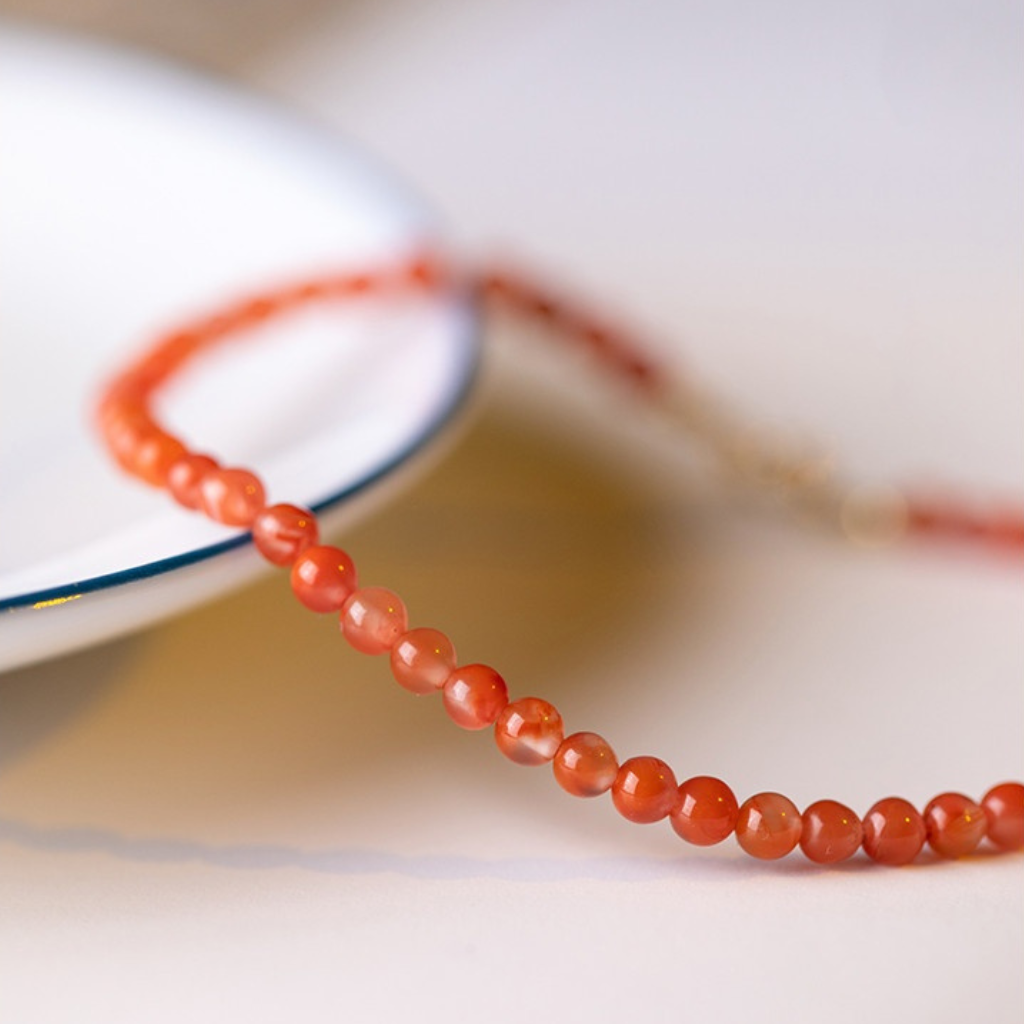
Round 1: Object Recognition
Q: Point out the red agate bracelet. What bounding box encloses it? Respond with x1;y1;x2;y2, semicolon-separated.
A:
96;253;1024;867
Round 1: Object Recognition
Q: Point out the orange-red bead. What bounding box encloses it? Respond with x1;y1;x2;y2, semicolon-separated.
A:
552;732;618;797
981;782;1024;851
862;797;926;866
442;664;509;730
923;792;986;859
340;587;408;655
390;628;457;694
494;697;564;765
199;467;266;526
735;793;802;859
252;503;319;566
799;800;863;864
104;409;159;472
670;776;739;846
167;453;219;510
96;392;142;430
132;432;187;486
612;756;678;824
290;545;358;612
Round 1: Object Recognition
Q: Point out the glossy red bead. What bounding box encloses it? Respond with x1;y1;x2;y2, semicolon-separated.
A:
923;792;987;859
96;393;142;430
290;545;358;612
340;587;408;655
104;410;159;472
862;797;926;866
132;432;187;486
494;698;564;765
552;732;618;797
735;792;802;860
199;467;266;527
167;453;219;510
800;800;863;864
442;664;509;730
612;756;678;824
670;776;739;846
981;782;1024;851
252;503;319;566
390;628;457;695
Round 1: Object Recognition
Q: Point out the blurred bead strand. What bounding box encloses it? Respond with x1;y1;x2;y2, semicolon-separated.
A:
481;266;1024;552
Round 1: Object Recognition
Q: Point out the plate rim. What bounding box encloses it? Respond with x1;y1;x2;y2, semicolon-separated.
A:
0;324;481;614
0;21;483;618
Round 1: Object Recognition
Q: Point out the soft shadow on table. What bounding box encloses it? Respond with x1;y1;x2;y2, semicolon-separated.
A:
0;637;140;771
0;811;993;882
0;402;730;877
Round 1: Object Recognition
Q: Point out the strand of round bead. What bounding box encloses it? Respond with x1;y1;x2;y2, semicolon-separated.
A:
290;545;358;613
390;628;458;695
94;255;1024;872
862;797;927;866
735;792;802;860
611;756;679;824
443;664;509;730
981;782;1024;851
105;415;180;484
199;467;266;526
906;497;1024;554
552;732;618;797
167;453;219;509
252;504;319;566
799;800;863;865
494;697;564;765
100;406;153;472
132;432;188;486
341;587;408;655
670;775;739;846
923;793;987;859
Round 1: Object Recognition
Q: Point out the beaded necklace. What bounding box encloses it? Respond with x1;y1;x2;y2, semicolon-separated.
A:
96;253;1024;867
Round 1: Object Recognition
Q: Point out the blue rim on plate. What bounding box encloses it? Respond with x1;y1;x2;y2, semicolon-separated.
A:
0;22;484;666
0;309;481;615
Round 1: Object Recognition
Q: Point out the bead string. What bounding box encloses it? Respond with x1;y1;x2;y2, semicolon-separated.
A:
96;252;1024;867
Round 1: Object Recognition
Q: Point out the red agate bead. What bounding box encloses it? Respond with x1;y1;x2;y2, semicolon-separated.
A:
981;782;1024;851
923;792;986;859
103;407;158;471
494;697;564;765
340;587;408;655
552;732;618;797
862;797;926;866
132;432;187;486
442;664;509;730
167;453;219;509
735;793;802;860
390;628;457;695
199;467;266;526
611;756;678;824
799;800;863;864
670;775;739;846
252;503;319;566
290;545;358;612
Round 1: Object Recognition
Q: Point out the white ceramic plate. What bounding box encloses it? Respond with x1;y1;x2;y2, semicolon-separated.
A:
0;24;479;672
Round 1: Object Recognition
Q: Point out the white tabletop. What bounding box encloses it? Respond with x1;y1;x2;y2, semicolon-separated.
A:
1;3;1021;1022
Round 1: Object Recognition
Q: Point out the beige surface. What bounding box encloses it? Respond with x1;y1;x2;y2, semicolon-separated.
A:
1;3;1022;1022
